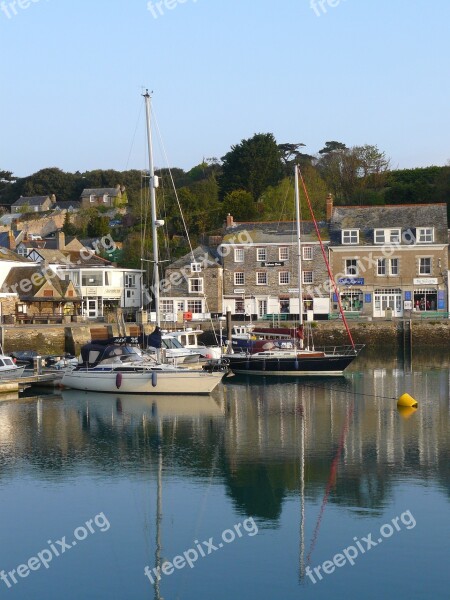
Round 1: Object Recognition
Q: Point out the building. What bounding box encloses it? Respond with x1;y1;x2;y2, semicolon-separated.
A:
80;186;125;209
11;195;55;214
328;202;449;318
220;215;331;319
160;246;223;321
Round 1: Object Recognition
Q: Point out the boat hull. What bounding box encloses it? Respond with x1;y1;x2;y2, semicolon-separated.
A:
0;365;26;379
61;367;224;394
227;353;358;376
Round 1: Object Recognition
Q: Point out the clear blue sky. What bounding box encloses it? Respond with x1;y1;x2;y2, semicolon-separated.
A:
1;0;449;177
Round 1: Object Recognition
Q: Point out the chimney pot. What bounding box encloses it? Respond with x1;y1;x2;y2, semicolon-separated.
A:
226;213;234;228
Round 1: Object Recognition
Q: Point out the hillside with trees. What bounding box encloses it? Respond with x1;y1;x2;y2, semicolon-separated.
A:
1;135;449;267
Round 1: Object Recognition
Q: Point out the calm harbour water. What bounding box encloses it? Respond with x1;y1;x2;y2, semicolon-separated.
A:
0;352;449;599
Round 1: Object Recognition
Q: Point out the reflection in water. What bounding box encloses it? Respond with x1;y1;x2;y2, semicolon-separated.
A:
0;353;448;599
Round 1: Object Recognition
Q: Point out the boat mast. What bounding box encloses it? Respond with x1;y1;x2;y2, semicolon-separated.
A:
294;166;304;347
143;90;161;329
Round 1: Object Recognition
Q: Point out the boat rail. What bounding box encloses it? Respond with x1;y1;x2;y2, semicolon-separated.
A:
310;344;365;356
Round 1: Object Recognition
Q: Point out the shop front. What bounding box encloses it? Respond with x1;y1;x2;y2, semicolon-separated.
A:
374;288;403;318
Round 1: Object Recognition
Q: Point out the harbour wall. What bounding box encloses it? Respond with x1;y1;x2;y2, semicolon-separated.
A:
1;320;449;355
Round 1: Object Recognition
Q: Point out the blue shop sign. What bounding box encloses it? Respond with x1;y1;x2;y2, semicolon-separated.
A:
404;291;411;301
365;293;372;303
338;277;364;286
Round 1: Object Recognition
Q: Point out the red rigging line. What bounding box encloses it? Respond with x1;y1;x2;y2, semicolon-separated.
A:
297;167;356;350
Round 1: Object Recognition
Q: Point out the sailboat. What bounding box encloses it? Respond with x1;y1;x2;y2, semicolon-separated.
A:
61;91;226;394
226;166;364;376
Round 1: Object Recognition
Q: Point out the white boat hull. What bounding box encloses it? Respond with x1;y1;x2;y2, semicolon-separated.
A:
0;365;26;379
61;367;224;394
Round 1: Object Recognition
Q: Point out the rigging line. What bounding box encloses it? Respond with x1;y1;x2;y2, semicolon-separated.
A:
298;167;356;350
125;100;144;170
306;398;355;565
151;107;195;262
261;379;398;401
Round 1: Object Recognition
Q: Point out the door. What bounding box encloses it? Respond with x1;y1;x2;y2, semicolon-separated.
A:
84;299;98;318
374;290;403;317
258;300;268;317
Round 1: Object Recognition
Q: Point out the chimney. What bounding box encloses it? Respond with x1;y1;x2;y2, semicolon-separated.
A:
50;194;56;203
56;230;65;250
226;213;234;228
326;193;333;221
8;231;15;250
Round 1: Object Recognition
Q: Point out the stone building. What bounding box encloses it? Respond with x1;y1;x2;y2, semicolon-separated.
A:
160;246;223;320
220;215;331;320
328;202;449;318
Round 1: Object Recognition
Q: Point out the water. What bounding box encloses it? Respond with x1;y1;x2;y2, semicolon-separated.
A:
0;352;449;599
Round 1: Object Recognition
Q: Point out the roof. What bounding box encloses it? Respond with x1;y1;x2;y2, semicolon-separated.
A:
166;246;222;270
28;248;111;267
12;196;51;207
330;204;449;245
222;220;329;244
1;266;78;300
80;188;121;197
53;201;81;210
0;248;33;262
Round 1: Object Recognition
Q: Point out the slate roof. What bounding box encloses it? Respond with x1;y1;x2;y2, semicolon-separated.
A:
30;248;111;267
166;246;222;270
53;201;81;210
12;196;51;207
80;188;121;197
330;204;449;245
223;220;329;244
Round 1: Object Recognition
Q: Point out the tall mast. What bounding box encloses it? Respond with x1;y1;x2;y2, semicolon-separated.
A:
143;90;161;328
295;165;304;330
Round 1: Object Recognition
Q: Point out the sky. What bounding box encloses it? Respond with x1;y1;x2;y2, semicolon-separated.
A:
1;0;449;178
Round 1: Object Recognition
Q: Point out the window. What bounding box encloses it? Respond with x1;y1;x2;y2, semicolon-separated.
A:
279;247;289;261
345;259;358;276
302;271;313;284
235;300;245;313
417;227;434;243
125;274;136;288
234;248;244;262
70;272;80;286
302;246;313;260
89;195;96;203
43;290;53;297
82;272;102;286
279;271;290;285
419;258;431;275
187;300;202;313
188;278;203;293
103;194;109;203
191;263;201;273
374;228;401;244
377;258;386;275
161;300;174;313
342;230;359;245
257;248;266;261
256;272;267;285
234;272;245;285
390;258;399;276
126;290;133;299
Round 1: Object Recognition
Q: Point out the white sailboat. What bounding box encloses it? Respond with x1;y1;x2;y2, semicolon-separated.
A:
61;91;225;394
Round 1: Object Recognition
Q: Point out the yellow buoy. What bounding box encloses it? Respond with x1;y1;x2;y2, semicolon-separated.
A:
397;393;418;408
397;405;417;419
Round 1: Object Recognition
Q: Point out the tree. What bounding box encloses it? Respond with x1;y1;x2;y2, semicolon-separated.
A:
62;212;78;236
219;133;284;200
222;190;259;221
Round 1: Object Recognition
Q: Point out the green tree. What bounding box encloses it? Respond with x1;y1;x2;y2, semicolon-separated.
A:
222;190;259;221
62;212;78;236
219;133;284;200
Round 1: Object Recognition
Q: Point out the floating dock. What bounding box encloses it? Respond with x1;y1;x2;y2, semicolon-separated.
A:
0;372;63;394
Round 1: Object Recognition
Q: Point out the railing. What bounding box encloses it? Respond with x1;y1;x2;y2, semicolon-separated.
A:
418;311;449;320
310;344;365;356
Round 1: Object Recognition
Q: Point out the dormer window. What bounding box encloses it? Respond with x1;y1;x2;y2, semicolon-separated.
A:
342;230;359;245
191;263;201;273
374;228;401;244
416;227;434;243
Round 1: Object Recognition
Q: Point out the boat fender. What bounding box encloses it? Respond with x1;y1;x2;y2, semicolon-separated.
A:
397;393;418;408
152;371;158;387
116;372;122;389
